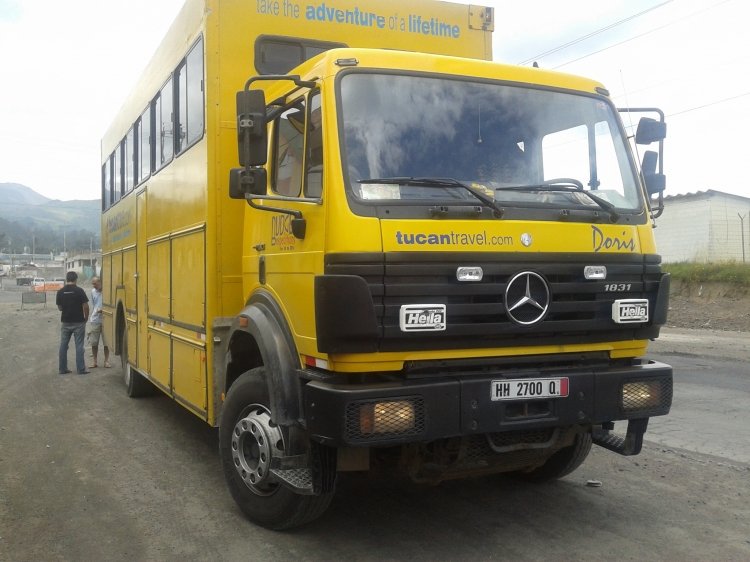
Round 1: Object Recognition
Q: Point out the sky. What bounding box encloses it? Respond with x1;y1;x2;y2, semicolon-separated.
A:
0;0;747;202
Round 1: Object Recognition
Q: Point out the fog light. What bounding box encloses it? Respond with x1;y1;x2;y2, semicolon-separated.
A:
359;401;416;435
622;381;662;411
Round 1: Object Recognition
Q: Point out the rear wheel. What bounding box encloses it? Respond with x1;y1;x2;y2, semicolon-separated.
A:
219;367;335;530
516;432;593;483
121;327;151;398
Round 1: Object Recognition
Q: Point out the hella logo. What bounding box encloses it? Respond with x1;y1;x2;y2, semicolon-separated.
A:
399;304;447;332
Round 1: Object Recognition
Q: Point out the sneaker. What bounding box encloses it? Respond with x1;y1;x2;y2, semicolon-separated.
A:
77;370;90;375
59;370;72;375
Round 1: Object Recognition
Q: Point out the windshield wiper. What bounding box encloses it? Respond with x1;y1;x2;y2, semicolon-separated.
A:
359;177;504;217
494;180;619;221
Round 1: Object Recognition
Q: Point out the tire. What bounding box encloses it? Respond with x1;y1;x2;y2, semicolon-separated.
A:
517;432;593;483
219;367;334;530
121;327;152;398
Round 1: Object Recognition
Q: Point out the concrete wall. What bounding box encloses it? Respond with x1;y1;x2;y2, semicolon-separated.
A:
654;191;750;263
654;197;711;262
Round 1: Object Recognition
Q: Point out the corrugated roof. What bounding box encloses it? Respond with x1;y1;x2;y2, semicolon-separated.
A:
663;189;750;204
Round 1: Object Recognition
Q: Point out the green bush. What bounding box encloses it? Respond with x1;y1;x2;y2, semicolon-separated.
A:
663;262;750;287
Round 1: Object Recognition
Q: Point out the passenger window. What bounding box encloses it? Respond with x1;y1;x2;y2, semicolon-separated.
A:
255;36;345;75
138;107;151;183
125;127;135;193
273;101;305;197
176;36;204;154
305;92;323;198
155;77;174;168
102;159;111;210
113;144;122;203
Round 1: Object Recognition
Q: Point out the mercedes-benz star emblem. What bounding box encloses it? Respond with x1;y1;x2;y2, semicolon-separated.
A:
505;271;550;325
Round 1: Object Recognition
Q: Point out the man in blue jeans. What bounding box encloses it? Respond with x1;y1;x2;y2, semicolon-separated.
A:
56;271;90;375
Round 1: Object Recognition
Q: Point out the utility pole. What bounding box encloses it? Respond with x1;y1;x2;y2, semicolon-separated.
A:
739;213;747;263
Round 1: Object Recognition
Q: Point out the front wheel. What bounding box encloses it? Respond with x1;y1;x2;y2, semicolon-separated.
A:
219;368;335;530
516;432;592;483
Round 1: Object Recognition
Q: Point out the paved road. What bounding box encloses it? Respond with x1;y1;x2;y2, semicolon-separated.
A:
1;304;748;561
644;352;750;464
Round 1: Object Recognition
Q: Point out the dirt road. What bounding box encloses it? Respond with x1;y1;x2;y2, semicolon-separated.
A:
1;287;749;561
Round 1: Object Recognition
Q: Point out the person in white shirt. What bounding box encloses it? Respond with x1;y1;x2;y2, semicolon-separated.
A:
87;276;111;368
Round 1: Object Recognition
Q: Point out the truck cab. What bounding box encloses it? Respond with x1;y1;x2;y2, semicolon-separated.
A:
220;48;672;528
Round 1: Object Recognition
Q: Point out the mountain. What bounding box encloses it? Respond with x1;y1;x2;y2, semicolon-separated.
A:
0;183;100;233
0;183;100;254
0;183;51;205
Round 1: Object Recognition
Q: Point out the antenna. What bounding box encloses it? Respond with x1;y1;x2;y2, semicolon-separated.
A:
477;105;483;144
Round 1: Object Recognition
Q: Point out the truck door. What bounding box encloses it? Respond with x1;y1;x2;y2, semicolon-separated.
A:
250;90;327;344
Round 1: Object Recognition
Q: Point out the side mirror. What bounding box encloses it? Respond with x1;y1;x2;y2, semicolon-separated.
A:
641;150;666;195
635;117;666;145
237;90;267;166
229;167;267;198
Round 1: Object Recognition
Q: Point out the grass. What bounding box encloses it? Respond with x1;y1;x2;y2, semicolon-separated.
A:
663;262;750;287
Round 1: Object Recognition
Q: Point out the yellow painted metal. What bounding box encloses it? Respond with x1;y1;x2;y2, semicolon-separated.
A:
100;0;493;425
146;240;171;320
379;220;644;254
147;328;172;389
173;338;208;412
171;230;206;330
99;0;660;427
123;248;136;314
125;318;137;366
136;191;148;369
326;340;650;373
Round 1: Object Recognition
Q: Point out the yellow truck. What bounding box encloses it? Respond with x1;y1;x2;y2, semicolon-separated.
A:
101;0;671;530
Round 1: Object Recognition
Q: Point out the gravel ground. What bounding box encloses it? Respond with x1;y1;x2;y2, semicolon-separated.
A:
0;280;748;561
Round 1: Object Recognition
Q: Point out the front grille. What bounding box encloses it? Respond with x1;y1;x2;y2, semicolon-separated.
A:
487;428;557;452
326;252;664;352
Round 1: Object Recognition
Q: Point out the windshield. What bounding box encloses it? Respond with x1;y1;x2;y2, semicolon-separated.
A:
339;73;643;216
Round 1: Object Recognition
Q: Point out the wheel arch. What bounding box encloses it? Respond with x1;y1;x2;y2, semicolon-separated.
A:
221;290;302;429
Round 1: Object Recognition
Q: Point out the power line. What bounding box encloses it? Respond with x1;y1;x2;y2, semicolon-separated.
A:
518;1;672;66
668;91;750;118
552;0;732;70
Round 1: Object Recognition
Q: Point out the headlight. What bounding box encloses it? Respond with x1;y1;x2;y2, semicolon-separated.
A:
359;400;416;435
622;381;663;412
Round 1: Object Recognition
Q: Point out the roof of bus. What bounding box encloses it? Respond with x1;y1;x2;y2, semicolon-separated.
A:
100;0;495;156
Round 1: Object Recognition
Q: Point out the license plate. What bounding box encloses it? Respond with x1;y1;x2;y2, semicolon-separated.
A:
491;377;569;401
612;299;649;323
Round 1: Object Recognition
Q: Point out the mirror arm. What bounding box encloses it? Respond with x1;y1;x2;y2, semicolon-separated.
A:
246;194;322;206
245;196;302;219
651;195;665;220
244;75;317;92
244;196;314;240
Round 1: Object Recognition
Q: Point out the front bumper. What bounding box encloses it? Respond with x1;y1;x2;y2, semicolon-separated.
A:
303;360;672;447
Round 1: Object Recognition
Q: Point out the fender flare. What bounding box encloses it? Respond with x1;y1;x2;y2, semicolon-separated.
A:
228;291;302;427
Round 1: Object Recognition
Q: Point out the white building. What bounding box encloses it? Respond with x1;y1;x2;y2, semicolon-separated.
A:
653;190;750;263
64;253;100;279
